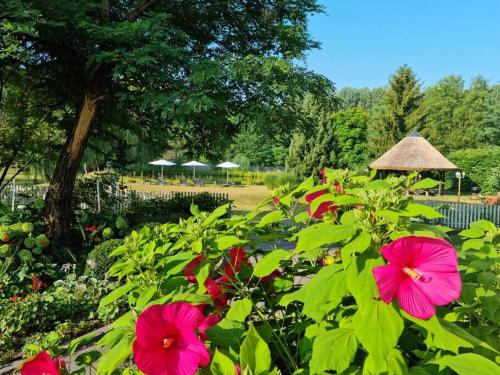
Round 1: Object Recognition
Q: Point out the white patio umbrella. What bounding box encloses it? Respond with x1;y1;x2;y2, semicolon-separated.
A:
181;160;207;179
148;159;176;177
216;161;240;184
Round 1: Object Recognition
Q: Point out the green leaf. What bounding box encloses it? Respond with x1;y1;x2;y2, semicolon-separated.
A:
400;203;444;219
341;232;372;267
346;253;384;308
462;238;486;251
332;195;365;206
353;301;403;361
190;203;201;217
136;285;157;309
240;325;272;375
458;228;485;239
364;348;408;375
303;264;347;321
256;210;284;228
68;331;98;355
433;353;500;375
204;204;230;226
226;298;252;322
364;179;390;190
96;335;133;375
310;328;358;374
402;313;473;353
215;235;247;250
253;249;290;277
295;223;357;253
207;319;245;346
411;178;440;190
99;283;134;308
210;349;237;375
195;261;210;294
469;220;497;233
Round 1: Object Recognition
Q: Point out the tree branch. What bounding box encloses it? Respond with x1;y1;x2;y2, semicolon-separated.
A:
127;0;158;21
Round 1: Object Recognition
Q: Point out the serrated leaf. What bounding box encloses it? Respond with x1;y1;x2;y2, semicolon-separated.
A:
432;353;500;374
353;301;403;361
401;203;444;219
240;325;271;375
253;249;290;277
215;235;247;250
226;298;252;322
295;223;357;253
256;210;284;228
310;328;357;374
411;178;440;190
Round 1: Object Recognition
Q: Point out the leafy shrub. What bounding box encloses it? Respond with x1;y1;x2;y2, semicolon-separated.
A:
19;171;500;374
123;192;230;227
263;172;300;189
448;146;500;194
84;239;123;280
0;273;121;364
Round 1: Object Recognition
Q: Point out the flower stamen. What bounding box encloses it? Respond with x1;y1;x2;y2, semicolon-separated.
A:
163;337;176;350
402;266;420;280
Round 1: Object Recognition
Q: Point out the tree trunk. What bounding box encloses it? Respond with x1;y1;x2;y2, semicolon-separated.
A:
44;85;103;243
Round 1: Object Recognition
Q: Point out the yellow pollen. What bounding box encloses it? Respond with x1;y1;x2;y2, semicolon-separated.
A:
403;267;420;279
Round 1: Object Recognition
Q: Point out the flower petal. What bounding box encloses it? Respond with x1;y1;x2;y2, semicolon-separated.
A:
162;302;204;330
133;341;174;375
305;189;327;204
416;270;462;306
411;237;458;272
199;313;220;340
380;236;416;267
21;352;60;375
373;265;403;304
397;278;435;319
134;305;169;346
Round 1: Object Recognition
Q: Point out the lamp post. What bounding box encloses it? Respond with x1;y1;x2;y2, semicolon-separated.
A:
455;171;465;203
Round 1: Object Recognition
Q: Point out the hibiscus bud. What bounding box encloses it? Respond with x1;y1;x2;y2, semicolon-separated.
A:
102;227;114;239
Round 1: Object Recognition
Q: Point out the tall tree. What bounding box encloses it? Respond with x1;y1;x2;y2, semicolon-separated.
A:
2;0;325;241
286;94;336;178
331;108;369;169
420;75;464;153
367;65;425;156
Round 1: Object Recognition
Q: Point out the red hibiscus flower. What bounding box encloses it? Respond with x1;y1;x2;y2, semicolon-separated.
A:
305;190;338;219
133;303;210;375
11;294;18;303
272;197;279;205
198;313;220;340
31;275;43;291
21;351;64;375
205;277;229;310
224;247;248;278
184;255;206;283
261;270;281;284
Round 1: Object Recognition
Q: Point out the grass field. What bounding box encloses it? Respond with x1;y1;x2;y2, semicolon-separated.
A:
128;183;271;212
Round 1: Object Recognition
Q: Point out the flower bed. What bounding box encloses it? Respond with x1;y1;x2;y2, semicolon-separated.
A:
17;169;500;374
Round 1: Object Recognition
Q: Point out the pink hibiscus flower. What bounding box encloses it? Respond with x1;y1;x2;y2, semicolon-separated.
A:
21;351;64;375
133;302;210;375
305;190;338;219
373;236;461;320
184;255;205;283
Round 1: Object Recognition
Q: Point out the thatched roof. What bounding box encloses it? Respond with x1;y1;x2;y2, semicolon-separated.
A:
369;131;457;171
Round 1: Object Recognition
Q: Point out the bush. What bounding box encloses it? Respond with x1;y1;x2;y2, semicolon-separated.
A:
448;146;500;194
0;273;121;364
19;171;500;374
123;192;230;227
263;172;300;189
84;239;124;280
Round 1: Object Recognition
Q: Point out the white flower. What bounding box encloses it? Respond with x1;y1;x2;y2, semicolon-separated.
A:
86;259;97;269
61;263;72;272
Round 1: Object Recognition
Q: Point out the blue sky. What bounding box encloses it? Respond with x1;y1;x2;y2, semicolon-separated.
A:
305;0;500;89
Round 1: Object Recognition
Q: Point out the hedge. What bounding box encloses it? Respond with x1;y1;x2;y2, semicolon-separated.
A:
447;146;500;195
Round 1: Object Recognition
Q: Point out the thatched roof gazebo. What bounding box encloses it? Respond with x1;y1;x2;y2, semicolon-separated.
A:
370;131;457;194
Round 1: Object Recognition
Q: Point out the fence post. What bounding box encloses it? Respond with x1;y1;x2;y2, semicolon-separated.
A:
11;178;16;212
96;178;101;213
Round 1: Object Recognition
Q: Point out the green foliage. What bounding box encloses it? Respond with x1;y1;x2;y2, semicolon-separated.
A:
367;65;425;156
123;192;230;227
448;147;500;194
286;95;337;178
84;239;124;280
331;108;369;168
0;273;121;364
263;173;300;189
